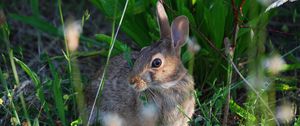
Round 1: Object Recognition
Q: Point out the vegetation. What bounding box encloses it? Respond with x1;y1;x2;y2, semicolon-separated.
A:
0;0;299;125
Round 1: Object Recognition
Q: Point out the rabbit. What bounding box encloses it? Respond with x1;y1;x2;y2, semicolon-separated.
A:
85;1;195;126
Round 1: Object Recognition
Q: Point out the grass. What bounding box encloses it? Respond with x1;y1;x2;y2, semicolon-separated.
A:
87;0;127;125
1;0;300;125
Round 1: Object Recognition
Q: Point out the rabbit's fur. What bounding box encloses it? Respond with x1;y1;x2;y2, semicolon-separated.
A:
85;1;195;126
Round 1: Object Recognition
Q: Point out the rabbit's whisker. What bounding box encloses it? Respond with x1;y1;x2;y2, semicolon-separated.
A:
147;89;159;107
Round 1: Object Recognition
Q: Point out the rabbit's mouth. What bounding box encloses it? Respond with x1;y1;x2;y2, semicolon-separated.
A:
129;76;149;92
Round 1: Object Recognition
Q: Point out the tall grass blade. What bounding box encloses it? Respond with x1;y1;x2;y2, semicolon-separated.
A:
57;1;77;124
13;57;55;125
87;0;129;125
0;67;21;125
48;58;67;126
70;57;86;125
1;17;21;125
9;50;31;126
2;17;31;125
13;58;40;86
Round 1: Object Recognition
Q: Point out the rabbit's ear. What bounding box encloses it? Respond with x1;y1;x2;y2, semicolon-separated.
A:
171;16;189;49
157;1;171;38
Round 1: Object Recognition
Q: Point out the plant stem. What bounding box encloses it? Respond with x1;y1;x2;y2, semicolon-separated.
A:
57;0;69;125
87;0;129;125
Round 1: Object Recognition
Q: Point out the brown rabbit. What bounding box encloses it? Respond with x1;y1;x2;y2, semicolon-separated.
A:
85;1;195;126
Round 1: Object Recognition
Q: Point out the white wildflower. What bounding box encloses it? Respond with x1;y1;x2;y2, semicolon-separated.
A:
276;102;296;123
264;55;286;74
64;21;82;52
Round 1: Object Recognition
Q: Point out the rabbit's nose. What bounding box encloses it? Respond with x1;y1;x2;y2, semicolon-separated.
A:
129;76;139;85
129;76;148;91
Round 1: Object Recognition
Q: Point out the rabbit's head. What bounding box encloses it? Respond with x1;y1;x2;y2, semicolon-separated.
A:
129;1;189;91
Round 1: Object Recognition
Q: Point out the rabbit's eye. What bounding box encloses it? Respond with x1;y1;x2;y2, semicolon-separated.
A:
151;58;162;68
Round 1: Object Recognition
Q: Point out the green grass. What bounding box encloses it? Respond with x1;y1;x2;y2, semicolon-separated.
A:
1;0;300;125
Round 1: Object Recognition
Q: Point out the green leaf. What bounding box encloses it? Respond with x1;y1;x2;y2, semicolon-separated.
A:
30;0;40;17
95;34;127;52
146;13;159;41
283;64;300;71
294;117;300;126
70;118;82;126
122;14;152;47
33;118;40;126
48;57;67;126
90;0;121;18
209;1;228;48
230;99;256;122
14;57;55;125
127;0;150;15
13;57;40;86
182;50;192;64
9;13;60;36
275;83;297;91
182;7;196;29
